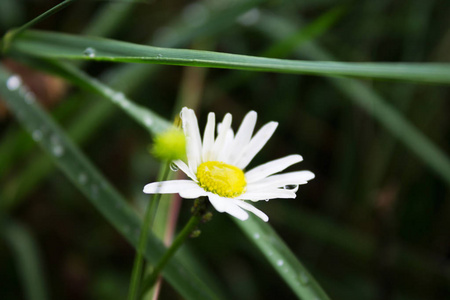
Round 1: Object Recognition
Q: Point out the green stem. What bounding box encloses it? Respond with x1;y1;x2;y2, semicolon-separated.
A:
139;212;202;297
127;162;170;300
2;0;75;53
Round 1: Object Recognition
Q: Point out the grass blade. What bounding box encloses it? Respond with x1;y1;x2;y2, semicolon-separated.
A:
2;219;50;300
7;29;450;84
235;215;331;300
257;13;450;187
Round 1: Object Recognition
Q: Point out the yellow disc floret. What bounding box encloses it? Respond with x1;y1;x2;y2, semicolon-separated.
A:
197;161;246;198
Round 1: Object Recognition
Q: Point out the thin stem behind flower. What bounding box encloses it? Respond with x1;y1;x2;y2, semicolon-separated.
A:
139;212;202;297
127;163;170;300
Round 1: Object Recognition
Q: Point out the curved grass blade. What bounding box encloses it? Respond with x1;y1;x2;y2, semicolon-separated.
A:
2;0;75;52
13;55;171;136
257;13;450;187
2;219;50;300
0;66;223;300
234;215;330;300
8;29;450;84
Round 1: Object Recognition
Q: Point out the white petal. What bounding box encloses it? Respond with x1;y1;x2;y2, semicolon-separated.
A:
235;189;296;201
211;113;232;161
182;107;202;174
208;193;249;221
218;127;235;162
179;185;208;199
233;199;269;222
245;154;303;183
235;121;278;169
143;180;198;194
246;170;314;190
174;160;198;182
228;111;257;164
202;112;215;162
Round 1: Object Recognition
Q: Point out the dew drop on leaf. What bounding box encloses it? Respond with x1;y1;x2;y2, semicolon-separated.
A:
32;130;43;141
83;47;96;58
78;173;88;185
298;271;310;285
6;75;22;91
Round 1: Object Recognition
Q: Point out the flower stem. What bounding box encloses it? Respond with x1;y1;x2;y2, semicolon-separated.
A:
127;163;170;300
139;211;203;297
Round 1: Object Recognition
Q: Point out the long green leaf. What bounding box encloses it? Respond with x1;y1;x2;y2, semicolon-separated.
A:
2;219;49;300
7;29;450;84
0;66;222;300
256;13;450;187
235;216;331;300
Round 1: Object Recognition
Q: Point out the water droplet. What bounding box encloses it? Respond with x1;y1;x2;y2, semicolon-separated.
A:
277;260;284;266
170;163;179;171
182;3;209;26
237;8;260;26
121;101;130;109
6;75;22;91
50;135;64;157
90;184;99;199
32;130;43;141
78;173;88;184
83;47;96;58
111;92;128;107
253;233;260;239
298;271;310;285
144;116;153;126
284;184;299;192
156;53;163;59
52;145;64;157
24;91;35;104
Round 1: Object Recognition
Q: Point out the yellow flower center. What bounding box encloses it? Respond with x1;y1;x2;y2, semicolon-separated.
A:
197;161;246;198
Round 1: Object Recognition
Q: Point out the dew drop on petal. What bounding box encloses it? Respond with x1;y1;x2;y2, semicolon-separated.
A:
253;233;260;239
284;184;299;193
170;163;179;171
6;75;22;91
277;259;284;266
83;47;96;58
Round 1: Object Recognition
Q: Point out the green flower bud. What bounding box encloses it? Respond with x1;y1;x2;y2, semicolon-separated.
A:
151;127;186;162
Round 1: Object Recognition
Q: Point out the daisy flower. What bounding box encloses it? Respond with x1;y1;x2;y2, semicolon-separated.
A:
143;107;314;222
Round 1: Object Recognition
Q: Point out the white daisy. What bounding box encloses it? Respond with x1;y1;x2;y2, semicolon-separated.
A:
143;107;314;222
